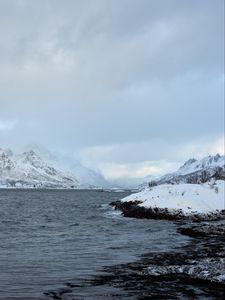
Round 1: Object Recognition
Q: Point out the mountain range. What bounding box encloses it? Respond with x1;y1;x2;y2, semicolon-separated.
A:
148;154;225;187
0;147;224;189
0;147;110;188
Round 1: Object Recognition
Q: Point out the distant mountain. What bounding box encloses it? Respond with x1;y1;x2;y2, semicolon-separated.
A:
0;147;111;189
110;174;155;189
172;154;224;176
149;154;225;187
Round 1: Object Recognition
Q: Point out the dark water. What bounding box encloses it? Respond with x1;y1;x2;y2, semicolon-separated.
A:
0;189;189;299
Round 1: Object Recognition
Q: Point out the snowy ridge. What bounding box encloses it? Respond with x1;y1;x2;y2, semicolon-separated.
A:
121;180;225;215
0;147;110;188
177;154;224;175
150;154;225;186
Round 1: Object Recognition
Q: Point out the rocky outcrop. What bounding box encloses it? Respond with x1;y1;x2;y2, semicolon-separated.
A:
144;257;225;284
77;223;225;299
110;200;225;221
178;223;225;238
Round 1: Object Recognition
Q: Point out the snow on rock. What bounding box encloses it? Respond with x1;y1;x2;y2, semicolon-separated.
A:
144;257;225;284
121;180;225;215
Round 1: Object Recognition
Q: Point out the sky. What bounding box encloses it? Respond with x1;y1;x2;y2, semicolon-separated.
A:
0;0;224;181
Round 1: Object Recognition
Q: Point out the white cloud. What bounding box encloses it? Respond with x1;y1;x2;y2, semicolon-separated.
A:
0;120;17;131
79;136;224;180
101;160;180;180
178;136;225;159
0;0;223;181
212;136;225;155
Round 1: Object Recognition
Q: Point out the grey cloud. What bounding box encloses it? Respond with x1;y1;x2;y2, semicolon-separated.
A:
0;0;224;177
0;0;223;84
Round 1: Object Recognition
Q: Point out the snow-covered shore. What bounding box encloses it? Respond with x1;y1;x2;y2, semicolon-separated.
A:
108;179;225;292
121;180;224;217
144;257;225;284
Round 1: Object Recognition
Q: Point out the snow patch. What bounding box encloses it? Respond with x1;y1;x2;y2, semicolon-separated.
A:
145;257;225;283
121;181;225;215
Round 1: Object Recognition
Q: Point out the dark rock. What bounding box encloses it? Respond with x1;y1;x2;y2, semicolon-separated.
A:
178;223;225;239
43;287;72;299
110;200;225;221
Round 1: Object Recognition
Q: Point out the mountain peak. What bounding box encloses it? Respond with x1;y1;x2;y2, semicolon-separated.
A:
178;154;224;174
182;158;197;167
0;146;111;188
21;149;42;165
23;149;38;157
156;154;225;186
0;148;13;157
214;153;221;161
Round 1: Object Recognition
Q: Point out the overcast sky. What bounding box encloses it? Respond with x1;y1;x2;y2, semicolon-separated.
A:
0;0;224;180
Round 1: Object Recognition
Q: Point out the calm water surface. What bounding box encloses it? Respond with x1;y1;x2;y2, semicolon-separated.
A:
0;189;189;299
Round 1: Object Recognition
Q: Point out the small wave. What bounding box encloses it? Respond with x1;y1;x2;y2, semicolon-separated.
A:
99;203;110;210
69;223;80;227
104;209;123;219
100;203;124;219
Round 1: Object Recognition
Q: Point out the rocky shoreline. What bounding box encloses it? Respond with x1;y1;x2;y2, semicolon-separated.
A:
44;203;225;299
143;222;225;284
88;202;224;298
44;219;225;300
110;200;225;222
84;220;225;299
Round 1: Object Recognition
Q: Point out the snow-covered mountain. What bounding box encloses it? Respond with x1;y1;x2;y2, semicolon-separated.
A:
0;147;110;189
151;154;225;186
172;154;224;176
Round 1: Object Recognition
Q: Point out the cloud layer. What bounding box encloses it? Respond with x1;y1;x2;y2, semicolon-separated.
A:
0;0;224;179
